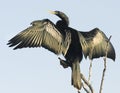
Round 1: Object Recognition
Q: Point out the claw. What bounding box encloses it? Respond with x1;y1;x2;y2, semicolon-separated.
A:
58;57;70;68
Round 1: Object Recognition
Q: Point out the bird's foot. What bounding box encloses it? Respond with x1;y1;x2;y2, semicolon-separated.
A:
58;57;69;68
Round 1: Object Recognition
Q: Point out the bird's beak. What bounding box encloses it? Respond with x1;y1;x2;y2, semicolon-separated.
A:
48;10;57;15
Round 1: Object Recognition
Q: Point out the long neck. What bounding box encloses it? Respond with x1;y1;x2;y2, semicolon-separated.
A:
56;11;69;26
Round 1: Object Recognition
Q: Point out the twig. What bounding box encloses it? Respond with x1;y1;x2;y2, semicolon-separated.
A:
99;36;112;93
88;60;92;82
99;59;106;93
81;73;95;93
88;45;94;83
83;83;91;93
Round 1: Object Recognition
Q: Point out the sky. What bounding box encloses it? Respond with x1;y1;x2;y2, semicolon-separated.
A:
0;0;120;93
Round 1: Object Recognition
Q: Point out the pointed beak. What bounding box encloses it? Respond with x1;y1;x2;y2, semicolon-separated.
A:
48;10;57;15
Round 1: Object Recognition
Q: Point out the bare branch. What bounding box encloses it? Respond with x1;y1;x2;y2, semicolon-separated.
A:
82;83;91;93
99;36;112;93
88;44;94;83
81;73;95;93
88;60;92;82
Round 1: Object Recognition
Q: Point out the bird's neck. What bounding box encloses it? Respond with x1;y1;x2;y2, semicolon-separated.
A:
56;20;67;36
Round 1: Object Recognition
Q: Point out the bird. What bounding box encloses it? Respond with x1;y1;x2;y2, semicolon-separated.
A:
7;10;116;90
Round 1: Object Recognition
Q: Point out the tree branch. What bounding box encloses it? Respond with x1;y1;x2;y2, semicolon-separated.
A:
81;73;95;93
99;35;112;93
88;60;92;82
82;83;91;93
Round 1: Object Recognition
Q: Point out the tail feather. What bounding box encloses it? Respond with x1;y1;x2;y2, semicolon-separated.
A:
71;61;82;90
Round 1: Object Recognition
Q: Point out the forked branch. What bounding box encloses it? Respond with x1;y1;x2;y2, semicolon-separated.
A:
81;73;95;93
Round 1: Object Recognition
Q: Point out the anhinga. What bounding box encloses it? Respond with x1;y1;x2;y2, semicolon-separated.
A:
7;10;116;90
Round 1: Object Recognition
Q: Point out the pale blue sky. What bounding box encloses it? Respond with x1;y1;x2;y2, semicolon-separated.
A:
0;0;119;93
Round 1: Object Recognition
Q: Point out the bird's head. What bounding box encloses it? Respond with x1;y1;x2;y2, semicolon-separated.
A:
49;10;69;26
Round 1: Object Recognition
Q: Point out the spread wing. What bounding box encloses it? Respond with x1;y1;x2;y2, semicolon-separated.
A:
78;28;116;61
7;19;71;56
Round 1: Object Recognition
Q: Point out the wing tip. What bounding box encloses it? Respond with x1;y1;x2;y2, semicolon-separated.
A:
111;54;116;62
7;41;19;50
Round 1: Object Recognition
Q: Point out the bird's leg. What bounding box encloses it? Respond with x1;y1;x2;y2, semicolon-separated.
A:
58;57;70;68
